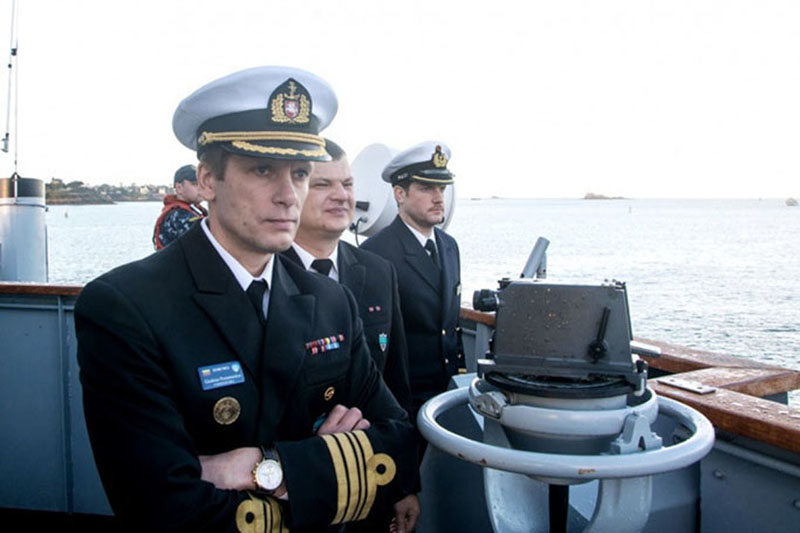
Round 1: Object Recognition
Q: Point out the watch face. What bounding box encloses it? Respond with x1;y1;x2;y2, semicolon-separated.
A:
256;459;283;491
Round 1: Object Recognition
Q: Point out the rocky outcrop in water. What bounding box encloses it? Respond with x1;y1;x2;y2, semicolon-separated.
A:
584;192;626;200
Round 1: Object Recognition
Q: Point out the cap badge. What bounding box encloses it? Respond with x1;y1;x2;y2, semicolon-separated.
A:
270;79;311;124
432;145;448;168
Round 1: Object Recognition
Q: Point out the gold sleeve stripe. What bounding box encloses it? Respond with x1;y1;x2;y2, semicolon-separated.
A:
353;431;379;521
198;130;325;146
352;429;375;458
343;431;368;521
352;431;377;519
267;497;274;532
333;433;358;523
333;432;362;523
268;498;289;533
321;433;350;524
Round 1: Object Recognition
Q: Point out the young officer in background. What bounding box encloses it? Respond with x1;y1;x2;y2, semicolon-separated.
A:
361;141;465;468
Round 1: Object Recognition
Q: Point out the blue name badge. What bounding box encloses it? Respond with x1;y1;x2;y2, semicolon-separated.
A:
198;361;245;391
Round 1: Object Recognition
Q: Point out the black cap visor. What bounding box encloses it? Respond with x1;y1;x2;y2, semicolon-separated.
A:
196;109;330;161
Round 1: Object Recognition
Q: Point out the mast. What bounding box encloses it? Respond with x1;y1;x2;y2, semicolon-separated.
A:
3;0;18;165
0;0;47;283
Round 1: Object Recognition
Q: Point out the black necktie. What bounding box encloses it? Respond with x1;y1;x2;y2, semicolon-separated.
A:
311;258;334;276
424;239;440;269
246;279;268;323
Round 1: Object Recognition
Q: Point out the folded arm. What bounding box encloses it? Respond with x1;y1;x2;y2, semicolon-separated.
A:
76;278;414;531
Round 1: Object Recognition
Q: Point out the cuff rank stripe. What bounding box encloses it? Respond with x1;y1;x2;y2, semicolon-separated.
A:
321;430;397;525
235;493;288;533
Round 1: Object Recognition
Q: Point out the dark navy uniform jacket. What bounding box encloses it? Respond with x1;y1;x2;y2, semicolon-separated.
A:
282;242;412;417
75;223;414;532
361;216;464;414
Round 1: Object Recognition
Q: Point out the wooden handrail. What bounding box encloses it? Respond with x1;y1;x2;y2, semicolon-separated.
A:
651;382;800;453
0;282;83;296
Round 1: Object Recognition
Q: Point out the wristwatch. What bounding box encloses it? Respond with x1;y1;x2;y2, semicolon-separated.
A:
252;446;283;493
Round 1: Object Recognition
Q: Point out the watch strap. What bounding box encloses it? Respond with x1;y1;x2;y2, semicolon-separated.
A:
261;445;280;463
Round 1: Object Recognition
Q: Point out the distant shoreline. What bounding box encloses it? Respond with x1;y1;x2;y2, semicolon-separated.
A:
45;179;168;206
46;196;797;206
47;197;161;206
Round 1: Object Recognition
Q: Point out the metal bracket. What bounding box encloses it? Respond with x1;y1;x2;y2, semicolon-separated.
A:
472;391;507;420
609;412;663;455
658;377;717;395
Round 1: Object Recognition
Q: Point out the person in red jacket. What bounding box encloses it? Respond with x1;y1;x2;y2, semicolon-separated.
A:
152;164;208;249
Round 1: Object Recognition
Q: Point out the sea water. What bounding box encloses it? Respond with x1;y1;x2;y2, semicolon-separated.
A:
45;198;799;374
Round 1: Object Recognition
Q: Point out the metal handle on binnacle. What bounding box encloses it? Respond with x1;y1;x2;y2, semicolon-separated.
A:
417;387;715;481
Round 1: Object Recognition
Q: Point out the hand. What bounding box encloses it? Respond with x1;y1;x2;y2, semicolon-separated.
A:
316;404;371;435
198;446;261;490
200;447;290;500
392;494;420;533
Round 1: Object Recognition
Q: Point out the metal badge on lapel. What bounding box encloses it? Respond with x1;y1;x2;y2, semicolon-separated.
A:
378;333;388;352
324;386;336;401
213;397;241;425
305;334;345;355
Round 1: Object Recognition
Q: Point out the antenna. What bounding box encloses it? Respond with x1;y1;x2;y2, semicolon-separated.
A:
3;0;18;164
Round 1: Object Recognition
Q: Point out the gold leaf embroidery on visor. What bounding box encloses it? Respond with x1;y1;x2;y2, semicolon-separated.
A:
198;131;325;146
231;141;327;158
411;174;454;184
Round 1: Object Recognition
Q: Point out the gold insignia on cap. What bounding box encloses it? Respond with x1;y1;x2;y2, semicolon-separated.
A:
432;145;448;168
213;396;241;425
321;430;397;525
324;386;335;401
270;79;311;124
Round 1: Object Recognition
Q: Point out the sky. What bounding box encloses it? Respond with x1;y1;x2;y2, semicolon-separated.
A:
0;0;798;199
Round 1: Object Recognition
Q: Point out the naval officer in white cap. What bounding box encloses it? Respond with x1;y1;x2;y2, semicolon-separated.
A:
361;141;464;471
76;66;415;532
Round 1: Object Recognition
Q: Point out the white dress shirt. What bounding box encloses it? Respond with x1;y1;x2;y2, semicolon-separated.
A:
290;242;340;282
201;218;274;320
